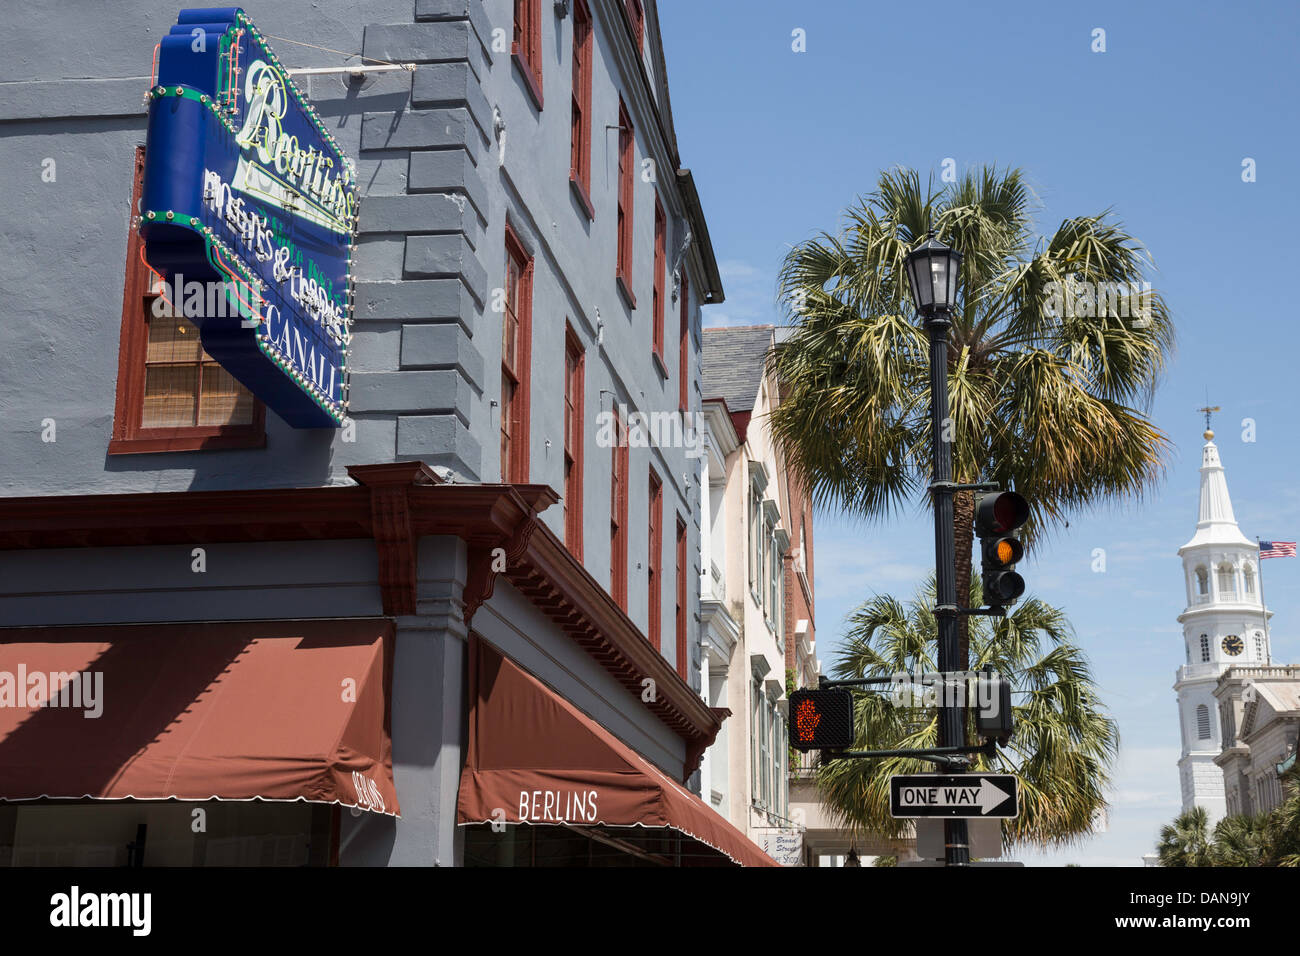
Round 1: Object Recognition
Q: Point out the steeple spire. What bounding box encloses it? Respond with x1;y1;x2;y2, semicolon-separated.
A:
1180;419;1254;552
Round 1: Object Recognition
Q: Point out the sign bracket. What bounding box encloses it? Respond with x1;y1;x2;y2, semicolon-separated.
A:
827;739;997;770
286;63;416;77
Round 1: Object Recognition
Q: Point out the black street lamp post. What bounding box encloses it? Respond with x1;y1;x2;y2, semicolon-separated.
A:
904;235;969;867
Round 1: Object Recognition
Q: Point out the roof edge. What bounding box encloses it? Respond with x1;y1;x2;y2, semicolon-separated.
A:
677;169;724;304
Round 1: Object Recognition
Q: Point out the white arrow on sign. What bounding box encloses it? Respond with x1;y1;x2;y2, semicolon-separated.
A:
975;778;1011;815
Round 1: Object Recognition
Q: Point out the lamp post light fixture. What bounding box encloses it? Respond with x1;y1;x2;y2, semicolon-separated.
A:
903;235;963;318
904;233;970;867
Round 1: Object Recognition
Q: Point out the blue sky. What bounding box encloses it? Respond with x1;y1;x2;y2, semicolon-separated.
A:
660;0;1300;865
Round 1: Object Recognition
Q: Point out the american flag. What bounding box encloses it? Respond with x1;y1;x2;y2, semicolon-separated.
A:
1259;541;1297;559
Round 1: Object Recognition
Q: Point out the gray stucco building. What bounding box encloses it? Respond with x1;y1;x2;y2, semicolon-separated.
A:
0;0;772;867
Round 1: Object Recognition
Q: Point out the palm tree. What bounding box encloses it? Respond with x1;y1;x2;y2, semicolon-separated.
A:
1263;762;1300;866
1154;764;1300;866
1210;813;1270;866
769;166;1174;671
816;576;1118;848
1156;807;1212;867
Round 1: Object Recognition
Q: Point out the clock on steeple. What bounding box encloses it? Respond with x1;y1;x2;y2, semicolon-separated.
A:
1221;635;1244;656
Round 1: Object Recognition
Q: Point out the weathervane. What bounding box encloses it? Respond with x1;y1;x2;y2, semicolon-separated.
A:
1196;400;1220;440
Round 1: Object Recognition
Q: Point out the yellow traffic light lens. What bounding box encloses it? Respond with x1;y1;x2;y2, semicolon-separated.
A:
996;540;1015;564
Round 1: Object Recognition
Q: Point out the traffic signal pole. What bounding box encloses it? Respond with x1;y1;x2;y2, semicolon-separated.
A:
924;312;969;867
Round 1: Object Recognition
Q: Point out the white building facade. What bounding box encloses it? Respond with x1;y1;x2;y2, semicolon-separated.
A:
698;327;795;846
1173;428;1272;824
697;399;741;817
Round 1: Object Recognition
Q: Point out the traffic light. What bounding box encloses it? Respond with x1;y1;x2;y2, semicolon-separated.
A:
974;491;1029;608
974;672;1014;745
788;688;855;752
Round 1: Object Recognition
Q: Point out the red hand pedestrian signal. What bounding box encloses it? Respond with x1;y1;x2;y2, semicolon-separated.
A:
795;697;821;744
788;688;855;752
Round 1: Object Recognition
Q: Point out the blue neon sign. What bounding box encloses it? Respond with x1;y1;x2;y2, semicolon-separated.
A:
140;7;355;427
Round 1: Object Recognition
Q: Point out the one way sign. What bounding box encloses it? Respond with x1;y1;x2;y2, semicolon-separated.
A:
889;774;1019;819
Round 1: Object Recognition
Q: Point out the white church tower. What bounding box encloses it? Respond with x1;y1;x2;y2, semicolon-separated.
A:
1174;417;1272;824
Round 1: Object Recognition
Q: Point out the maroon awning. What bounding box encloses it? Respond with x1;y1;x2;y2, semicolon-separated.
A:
457;637;776;866
0;619;398;815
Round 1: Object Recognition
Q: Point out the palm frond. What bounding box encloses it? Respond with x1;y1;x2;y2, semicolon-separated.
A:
817;577;1117;849
771;165;1175;543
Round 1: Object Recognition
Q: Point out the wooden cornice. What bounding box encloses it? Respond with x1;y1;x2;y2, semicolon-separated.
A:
0;484;373;550
0;467;721;776
685;706;732;780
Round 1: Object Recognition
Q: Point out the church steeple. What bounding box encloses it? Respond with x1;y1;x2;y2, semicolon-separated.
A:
1173;410;1268;825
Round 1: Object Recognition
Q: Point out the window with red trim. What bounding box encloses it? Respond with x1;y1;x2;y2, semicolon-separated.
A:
625;0;645;51
678;273;690;412
652;196;665;363
110;146;264;455
610;413;629;610
564;328;585;559
513;0;543;108
502;226;533;483
675;516;688;679
647;468;662;650
615;100;636;307
569;0;593;215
